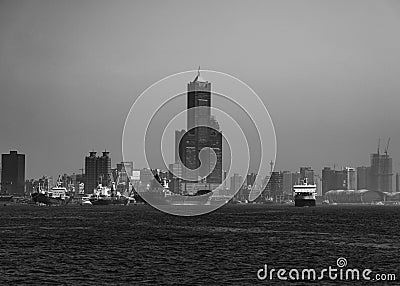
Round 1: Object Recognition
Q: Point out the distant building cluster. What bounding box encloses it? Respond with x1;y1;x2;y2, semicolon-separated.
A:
323;149;393;195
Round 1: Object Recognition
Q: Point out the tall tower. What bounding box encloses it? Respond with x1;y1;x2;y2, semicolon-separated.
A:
178;69;222;189
370;151;392;192
187;68;212;131
84;151;112;194
1;151;25;195
84;151;97;194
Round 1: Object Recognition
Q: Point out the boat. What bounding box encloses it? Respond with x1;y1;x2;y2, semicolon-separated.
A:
166;189;213;205
293;178;317;207
0;194;13;202
138;187;169;205
89;183;129;206
31;183;68;205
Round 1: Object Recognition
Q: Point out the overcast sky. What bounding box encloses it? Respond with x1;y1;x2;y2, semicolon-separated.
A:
1;0;400;179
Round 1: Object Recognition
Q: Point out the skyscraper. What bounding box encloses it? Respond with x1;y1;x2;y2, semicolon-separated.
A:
1;151;25;195
370;151;392;192
356;166;371;190
281;171;292;195
178;70;222;190
84;151;112;194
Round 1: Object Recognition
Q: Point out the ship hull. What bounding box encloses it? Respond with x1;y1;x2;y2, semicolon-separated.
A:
138;190;168;205
31;193;66;205
294;198;316;207
0;195;13;202
89;197;129;206
167;193;212;205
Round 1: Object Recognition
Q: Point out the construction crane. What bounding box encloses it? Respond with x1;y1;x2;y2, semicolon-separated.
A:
384;137;390;156
377;138;380;155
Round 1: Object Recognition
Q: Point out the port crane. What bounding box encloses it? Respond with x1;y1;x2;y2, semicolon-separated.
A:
384;137;390;156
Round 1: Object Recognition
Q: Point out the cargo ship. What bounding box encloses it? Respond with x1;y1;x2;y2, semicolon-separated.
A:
89;183;129;206
293;179;317;207
166;189;213;205
31;184;68;205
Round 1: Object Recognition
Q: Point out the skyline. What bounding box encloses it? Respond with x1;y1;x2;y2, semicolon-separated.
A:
1;1;400;179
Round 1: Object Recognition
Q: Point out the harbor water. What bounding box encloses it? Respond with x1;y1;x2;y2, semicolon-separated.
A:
0;204;399;285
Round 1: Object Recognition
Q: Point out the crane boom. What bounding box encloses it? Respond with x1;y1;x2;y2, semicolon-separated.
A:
385;138;390;155
377;138;380;155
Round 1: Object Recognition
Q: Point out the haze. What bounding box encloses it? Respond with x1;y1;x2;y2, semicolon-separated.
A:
1;0;399;179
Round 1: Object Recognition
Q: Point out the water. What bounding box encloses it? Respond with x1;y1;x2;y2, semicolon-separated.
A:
0;204;399;285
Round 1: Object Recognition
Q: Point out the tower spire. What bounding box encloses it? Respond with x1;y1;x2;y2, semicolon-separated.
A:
193;66;205;82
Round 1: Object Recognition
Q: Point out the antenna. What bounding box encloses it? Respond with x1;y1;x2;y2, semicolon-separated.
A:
269;160;274;174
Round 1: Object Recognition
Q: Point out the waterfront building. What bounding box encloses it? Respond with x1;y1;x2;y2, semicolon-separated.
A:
84;151;111;194
1;151;25;195
139;168;153;184
230;173;243;195
322;167;356;195
346;167;356;190
281;171;292;195
370;151;392;193
356;166;371;190
291;172;300;186
300;167;314;184
246;173;257;187
168;162;183;194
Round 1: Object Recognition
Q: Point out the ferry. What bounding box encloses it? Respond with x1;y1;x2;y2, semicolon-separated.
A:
293;178;317;207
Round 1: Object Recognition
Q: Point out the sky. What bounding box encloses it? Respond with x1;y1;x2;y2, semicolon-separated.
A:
0;0;400;180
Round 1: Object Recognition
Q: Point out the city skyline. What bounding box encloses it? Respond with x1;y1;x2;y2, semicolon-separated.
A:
1;1;400;179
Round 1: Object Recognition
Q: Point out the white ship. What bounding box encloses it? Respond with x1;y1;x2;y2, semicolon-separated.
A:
293;178;317;207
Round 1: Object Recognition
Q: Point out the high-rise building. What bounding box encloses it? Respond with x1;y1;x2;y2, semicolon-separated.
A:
1;151;25;195
117;162;134;177
282;171;292;195
268;171;283;197
168;162;183;194
84;151;112;194
85;151;97;194
370;152;392;193
246;173;257;187
292;172;300;186
178;70;222;187
356;166;371;190
346;167;356;190
175;130;185;163
230;173;243;194
396;173;399;193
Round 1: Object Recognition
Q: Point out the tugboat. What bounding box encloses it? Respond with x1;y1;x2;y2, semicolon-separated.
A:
293;178;317;207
